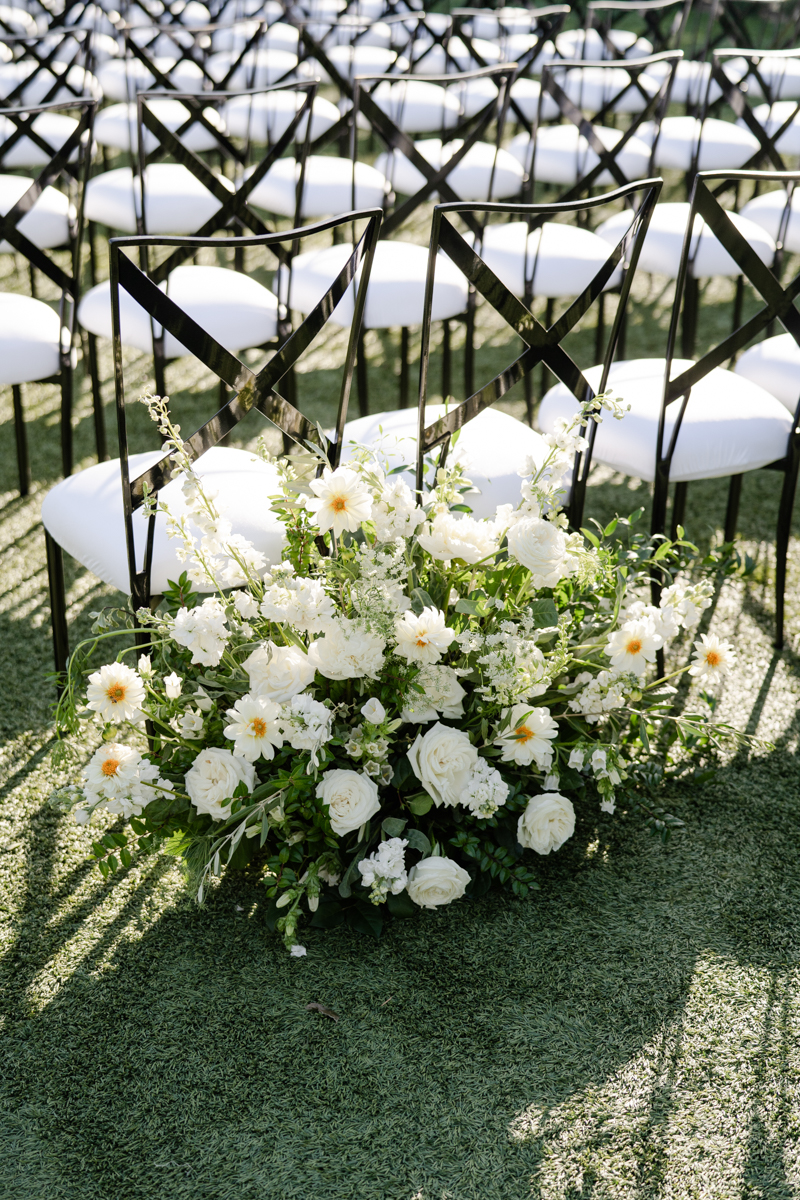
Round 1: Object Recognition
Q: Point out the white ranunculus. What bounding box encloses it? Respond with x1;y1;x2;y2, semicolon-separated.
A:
315;768;381;836
406;855;470;908
361;697;386;724
507;516;575;588
407;722;478;808
185;747;256;821
517;792;575;855
394;605;456;666
244;641;316;702
417;511;498;565
307;619;386;680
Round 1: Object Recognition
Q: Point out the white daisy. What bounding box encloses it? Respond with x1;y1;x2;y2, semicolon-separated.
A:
495;704;558;769
224;694;284;762
689;634;736;682
394;606;456;665
605;619;662;678
306;467;373;537
86;662;145;724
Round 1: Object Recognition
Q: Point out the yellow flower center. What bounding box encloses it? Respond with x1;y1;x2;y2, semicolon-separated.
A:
101;757;121;777
250;717;267;738
415;635;429;647
331;496;347;513
625;638;642;656
515;724;534;743
106;683;126;703
705;649;721;667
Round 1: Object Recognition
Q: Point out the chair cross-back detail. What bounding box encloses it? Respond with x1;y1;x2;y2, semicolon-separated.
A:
703;0;800;54
414;179;663;530
0;29;96;108
708;49;800;177
0;97;99;490
585;0;691;58
43;209;382;679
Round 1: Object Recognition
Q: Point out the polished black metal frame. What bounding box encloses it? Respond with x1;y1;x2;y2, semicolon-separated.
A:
707;48;800;175
414;178;663;531
702;0;800;55
0;28;96;107
45;208;383;679
585;0;691;58
0;96;98;493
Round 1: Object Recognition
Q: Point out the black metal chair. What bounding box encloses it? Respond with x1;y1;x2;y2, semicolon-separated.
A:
0;28;98;108
0;96;99;492
42;207;383;679
707;48;800;174
585;0;692;59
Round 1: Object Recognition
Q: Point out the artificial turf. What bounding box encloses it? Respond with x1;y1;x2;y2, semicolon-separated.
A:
1;195;800;1199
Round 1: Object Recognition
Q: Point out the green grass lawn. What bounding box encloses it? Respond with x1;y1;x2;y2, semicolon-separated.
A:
2;184;800;1199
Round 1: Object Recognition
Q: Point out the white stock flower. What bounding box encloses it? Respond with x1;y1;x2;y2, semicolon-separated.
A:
307;467;373;536
289;944;307;957
261;574;336;634
661;581;713;629
82;743;163;819
408;722;478;808
280;693;333;762
224;694;284;762
244;641;316;702
232;590;259;620
462;758;509;819
605;619;662;678
626;600;680;643
372;477;425;541
406;855;470;908
417;511;498;565
358;837;408;902
86;662;145;724
361;697;386;724
172;597;230;667
307;620;386;680
164;672;182;699
315;769;381;836
394;606;456;666
496;704;558;769
506;516;575;588
689;634;736;683
185;747;256;821
402;664;466;723
517;793;575;855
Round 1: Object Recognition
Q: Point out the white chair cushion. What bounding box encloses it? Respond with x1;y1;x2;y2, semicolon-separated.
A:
478;220;622;298
84;163;233;234
0;174;72;251
637;116;760;171
97;56;177;101
277;240;467;327
740;188;800;253
408;37;499;75
211;18;299;53
554;27;652;60
506;77;560;123
472;9;539;38
206;48;298;88
78;265;279;356
369;79;461;132
595;202;776;278
374;139;524;201
538;358;793;483
223;91;339;143
0;112;79;168
0;292;60;384
509;124;651;184
341;405;551;519
41;446;286;596
742;101;800;155
546;66;659;114
642;59;724;107
300;43;406;82
734;334;800;412
443;77;501;121
245;155;387;218
94;100;226;154
740;57;800;101
0;60;100;103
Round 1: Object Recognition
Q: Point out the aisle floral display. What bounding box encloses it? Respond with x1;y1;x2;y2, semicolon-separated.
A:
52;392;743;953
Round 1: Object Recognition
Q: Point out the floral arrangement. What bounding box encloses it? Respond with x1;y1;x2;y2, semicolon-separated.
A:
52;392;744;953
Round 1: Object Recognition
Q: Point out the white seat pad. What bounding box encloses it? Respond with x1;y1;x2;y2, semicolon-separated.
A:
277;240;467;328
637;116;760;172
0;60;100;103
742;102;800;155
97;56;179;101
374;138;524;201
85;163;233;234
740;188;800;254
408;37;499;75
245;155;387;218
299;43;406;82
735;334;800;413
223;91;339;143
642;59;725;107
442;77;501;121
739;58;800;101
0;112;79;168
341;405;552;520
545;66;659;114
0;292;60;384
478;220;622;298
78;265;279;356
538;358;793;483
206;48;298;88
595;202;776;278
509;124;651;184
506;77;560;123
0;174;72;251
211;19;298;53
94;100;227;154
369;79;461;132
41;446;286;596
555;27;652;60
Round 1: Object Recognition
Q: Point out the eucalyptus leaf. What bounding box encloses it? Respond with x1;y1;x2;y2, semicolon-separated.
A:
404;829;431;856
381;817;407;839
407;792;433;816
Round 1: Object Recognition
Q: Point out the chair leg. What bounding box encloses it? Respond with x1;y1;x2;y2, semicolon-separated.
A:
441;320;451;402
60;362;73;479
775;457;800;649
724;474;743;543
464;289;476;399
45;530;69;689
524;369;534;427
670;480;688;539
12;384;30;497
594;291;605;362
540;298;554;399
154;350;167;401
357;329;369;417
681;276;699;360
87;332;108;463
399;326;409;408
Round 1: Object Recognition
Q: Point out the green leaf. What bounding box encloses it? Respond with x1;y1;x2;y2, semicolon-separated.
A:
381;817;407;839
390;755;415;790
346;900;384;940
604;517;619;537
410;587;435;615
454;598;482;616
407;792;433;816
339;846;368;898
120;848;132;868
101;833;118;851
449;503;473;513
164;832;190;857
129;817;146;835
98;860;110;878
309;896;345;929
405;828;431;856
91;841;106;860
386;890;417;917
107;854;118;872
527;599;559;629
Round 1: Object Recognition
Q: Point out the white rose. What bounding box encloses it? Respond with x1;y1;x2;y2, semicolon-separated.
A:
307;620;386;680
507;516;574;588
315;768;381;836
406;855;470;908
185;747;256;821
407;722;478;808
517;792;575;855
244;641;315;703
361;697;386;724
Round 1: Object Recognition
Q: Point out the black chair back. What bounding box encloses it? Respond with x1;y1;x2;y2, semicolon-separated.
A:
586;0;691;58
